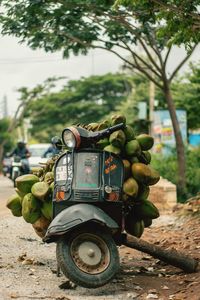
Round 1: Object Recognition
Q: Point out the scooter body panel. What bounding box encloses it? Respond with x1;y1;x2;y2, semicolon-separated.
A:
43;203;119;243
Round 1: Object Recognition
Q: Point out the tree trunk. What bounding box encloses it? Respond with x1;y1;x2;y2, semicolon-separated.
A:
124;235;198;273
163;83;186;197
0;143;5;168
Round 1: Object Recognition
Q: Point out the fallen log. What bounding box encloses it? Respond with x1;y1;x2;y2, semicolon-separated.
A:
123;235;198;273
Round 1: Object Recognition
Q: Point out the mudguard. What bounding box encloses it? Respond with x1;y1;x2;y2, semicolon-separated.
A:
43;203;119;243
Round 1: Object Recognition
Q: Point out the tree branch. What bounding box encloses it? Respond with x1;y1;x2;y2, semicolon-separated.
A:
169;45;197;82
163;46;172;69
113;16;162;74
123;41;162;79
150;0;200;21
7;102;25;133
125;52;162;89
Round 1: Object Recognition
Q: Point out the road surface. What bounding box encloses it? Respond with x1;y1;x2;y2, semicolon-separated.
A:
0;175;199;300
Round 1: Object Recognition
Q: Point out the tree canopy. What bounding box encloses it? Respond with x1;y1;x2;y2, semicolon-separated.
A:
114;0;200;47
172;62;200;130
23;73;131;141
0;0;197;193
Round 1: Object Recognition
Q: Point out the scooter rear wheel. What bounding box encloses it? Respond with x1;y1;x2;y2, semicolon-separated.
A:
56;226;120;288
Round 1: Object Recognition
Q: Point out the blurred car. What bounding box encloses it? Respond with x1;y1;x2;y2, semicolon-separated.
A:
28;143;51;170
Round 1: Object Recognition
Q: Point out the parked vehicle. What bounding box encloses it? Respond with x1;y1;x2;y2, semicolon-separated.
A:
43;123;127;288
11;155;28;186
28;143;51;171
2;155;12;177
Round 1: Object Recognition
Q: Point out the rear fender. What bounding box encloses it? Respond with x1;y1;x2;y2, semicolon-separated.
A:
43;203;119;243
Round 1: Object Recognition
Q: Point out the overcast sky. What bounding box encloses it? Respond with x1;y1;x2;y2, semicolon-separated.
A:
0;35;199;116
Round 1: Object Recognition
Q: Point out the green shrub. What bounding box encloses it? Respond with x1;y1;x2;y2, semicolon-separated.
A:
151;147;200;202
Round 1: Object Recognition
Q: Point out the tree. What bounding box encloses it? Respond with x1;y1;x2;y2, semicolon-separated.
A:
0;85;39;163
0;0;197;195
172;63;200;130
114;0;200;47
23;73;131;141
0;118;14;164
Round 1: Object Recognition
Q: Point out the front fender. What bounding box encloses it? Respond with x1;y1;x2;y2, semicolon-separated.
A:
43;203;119;243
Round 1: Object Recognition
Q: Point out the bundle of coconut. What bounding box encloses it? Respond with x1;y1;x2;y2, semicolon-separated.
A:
6;155;58;238
7;114;160;239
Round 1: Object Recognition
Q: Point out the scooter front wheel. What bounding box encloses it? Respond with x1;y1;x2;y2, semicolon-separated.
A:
12;170;19;187
56;226;120;288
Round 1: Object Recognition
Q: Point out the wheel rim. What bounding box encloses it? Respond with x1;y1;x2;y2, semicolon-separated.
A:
70;233;110;274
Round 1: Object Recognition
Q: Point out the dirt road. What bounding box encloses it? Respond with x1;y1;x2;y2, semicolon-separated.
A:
0;175;199;300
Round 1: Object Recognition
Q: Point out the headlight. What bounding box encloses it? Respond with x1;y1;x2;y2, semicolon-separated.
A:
62;127;81;149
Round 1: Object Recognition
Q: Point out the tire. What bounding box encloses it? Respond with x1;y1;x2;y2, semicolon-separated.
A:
13;170;19;187
56;226;120;288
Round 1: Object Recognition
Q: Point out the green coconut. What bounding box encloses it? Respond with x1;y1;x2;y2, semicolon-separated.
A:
22;193;41;224
109;130;126;148
124;125;135;142
125;140;141;157
32;216;50;238
15;174;39;194
97;122;108;131
31;182;50;202
87;123;99;131
122;159;131;180
44;172;54;185
131;163;160;186
125;218;144;238
50;181;54;194
123;177;139;198
104;144;121;155
143;218;153;228
129;156;139;164
96;138;110;149
14;188;26;204
136;134;154;151
6;194;22;217
111;114;126;126
41;200;53;221
137;184;150;201
134;200;160;219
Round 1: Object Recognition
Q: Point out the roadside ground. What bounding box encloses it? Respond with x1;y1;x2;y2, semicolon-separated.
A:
0;175;199;300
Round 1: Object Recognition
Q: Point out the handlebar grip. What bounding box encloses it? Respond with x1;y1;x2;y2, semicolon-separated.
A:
108;123;125;132
95;123;125;140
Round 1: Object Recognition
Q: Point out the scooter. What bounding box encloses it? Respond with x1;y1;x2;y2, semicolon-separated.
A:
2;154;12;177
43;124;198;288
11;155;28;186
43;123;128;288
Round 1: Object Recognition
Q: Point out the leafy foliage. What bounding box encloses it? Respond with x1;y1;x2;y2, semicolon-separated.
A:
0;0;197;192
23;73;131;141
151;147;200;201
172;62;200;130
0;118;15;153
114;0;200;47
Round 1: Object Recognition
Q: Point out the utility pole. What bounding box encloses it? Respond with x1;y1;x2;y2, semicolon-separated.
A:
3;95;8;118
149;79;155;136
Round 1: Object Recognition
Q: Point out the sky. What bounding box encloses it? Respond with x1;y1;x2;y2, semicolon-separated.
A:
0;35;200;116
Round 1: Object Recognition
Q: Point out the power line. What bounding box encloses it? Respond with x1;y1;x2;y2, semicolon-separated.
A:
0;58;64;65
0;56;61;61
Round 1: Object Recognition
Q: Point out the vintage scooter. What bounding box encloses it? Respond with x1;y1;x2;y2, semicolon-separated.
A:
43;123;128;288
11;155;27;186
43;124;198;288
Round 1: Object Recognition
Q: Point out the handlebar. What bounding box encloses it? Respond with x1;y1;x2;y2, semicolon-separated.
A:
76;123;125;146
93;123;125;141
